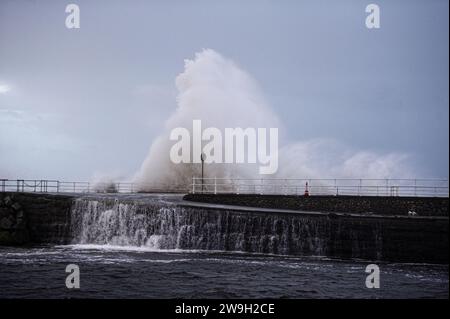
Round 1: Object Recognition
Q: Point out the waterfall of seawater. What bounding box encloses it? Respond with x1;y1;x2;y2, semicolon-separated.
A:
69;198;383;259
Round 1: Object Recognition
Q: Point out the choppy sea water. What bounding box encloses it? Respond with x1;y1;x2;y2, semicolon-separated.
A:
0;245;447;299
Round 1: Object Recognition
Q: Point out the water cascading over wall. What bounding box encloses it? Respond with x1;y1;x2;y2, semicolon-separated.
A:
69;197;448;263
71;198;339;256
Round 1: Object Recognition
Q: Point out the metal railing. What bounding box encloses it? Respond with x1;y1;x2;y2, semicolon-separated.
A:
191;177;449;197
1;178;448;197
0;179;187;194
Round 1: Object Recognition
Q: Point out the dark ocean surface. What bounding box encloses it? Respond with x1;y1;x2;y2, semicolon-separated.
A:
0;245;447;299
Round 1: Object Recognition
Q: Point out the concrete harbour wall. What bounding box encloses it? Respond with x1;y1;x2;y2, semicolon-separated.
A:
0;192;448;264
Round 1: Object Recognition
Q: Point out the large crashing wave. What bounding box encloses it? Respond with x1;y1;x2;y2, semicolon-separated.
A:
134;49;411;191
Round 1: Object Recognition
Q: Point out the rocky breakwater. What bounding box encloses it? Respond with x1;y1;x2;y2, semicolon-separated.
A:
0;195;28;244
0;193;74;245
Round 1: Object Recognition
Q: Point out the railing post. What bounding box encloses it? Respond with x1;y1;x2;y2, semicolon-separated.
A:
214;177;217;194
334;179;337;196
192;177;195;194
385;179;388;196
414;179;417;197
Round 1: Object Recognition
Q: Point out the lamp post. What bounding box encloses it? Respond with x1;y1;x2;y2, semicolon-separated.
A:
201;153;206;193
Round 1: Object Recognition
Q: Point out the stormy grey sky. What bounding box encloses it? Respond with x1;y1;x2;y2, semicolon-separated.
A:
0;0;448;181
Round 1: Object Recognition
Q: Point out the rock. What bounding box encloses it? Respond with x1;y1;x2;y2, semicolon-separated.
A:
0;217;13;230
3;196;12;206
0;231;13;244
0;207;8;216
11;230;29;243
